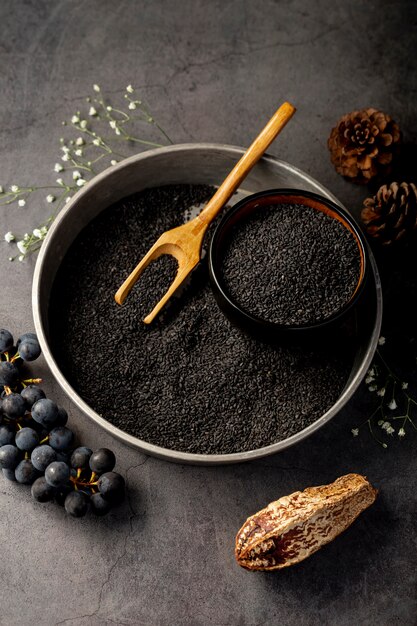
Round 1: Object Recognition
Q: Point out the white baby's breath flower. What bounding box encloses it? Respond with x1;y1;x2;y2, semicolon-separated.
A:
388;399;397;411
398;428;406;438
4;232;15;243
18;255;25;262
402;382;408;390
0;185;4;193
75;137;84;146
62;154;70;162
71;115;80;124
115;128;121;135
80;120;87;129
10;185;19;192
61;146;70;153
23;233;30;241
65;196;72;203
33;228;42;238
126;84;134;93
18;199;26;207
109;120;117;130
365;376;374;384
92;138;101;146
110;160;117;166
17;240;26;254
56;178;64;185
367;368;375;377
89;106;98;117
128;102;137;110
351;428;359;437
378;336;386;346
106;106;112;112
377;419;384;426
93;84;100;92
381;421;391;431
76;178;86;187
368;385;377;392
75;149;83;156
386;426;395;436
377;388;386;397
54;163;64;173
46;194;55;203
72;170;81;180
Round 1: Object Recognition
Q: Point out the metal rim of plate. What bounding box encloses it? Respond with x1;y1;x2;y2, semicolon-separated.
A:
32;143;383;465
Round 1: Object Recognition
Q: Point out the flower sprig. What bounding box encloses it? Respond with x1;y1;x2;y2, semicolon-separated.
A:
1;84;173;261
352;336;417;447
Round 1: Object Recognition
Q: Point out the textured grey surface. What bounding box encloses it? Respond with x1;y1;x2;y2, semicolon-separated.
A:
0;1;416;625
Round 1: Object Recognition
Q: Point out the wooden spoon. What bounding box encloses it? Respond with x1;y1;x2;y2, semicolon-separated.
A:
115;101;296;323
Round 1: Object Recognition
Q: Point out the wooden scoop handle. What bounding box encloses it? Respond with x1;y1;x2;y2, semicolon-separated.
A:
197;102;296;227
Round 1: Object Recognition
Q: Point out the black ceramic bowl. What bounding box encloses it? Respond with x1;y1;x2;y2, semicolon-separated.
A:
208;189;369;342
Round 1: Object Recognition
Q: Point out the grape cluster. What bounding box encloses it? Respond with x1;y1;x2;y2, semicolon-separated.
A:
0;328;125;517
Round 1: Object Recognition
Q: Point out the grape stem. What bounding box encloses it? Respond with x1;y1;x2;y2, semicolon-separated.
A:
70;476;98;488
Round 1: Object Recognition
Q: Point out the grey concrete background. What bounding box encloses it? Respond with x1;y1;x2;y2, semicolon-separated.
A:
0;1;416;624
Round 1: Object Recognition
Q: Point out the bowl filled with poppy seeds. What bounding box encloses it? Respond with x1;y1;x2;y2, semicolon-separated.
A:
32;144;382;464
209;189;368;342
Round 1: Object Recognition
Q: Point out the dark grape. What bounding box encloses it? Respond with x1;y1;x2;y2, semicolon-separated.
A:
0;444;21;469
0;329;13;354
70;446;92;470
55;484;72;507
45;461;70;487
56;407;68;427
49;426;74;451
18;338;41;362
21;385;46;409
15;427;39;452
2;468;17;481
97;472;125;504
31;477;56;502
64;491;89;518
89;448;116;475
0;361;20;387
90;492;113;516
55;451;70;464
31;445;57;472
15;459;39;484
0;424;15;446
31;399;59;429
2;393;26;419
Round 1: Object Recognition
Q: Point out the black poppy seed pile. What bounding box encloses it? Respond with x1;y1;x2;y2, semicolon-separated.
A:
221;203;361;325
50;185;355;454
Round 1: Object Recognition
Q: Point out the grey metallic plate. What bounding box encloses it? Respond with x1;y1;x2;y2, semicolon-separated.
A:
32;144;382;465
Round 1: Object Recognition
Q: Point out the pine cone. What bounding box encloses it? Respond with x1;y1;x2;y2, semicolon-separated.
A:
328;108;401;184
361;182;417;245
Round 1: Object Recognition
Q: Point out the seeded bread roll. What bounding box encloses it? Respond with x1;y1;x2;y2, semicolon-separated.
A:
235;473;377;571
